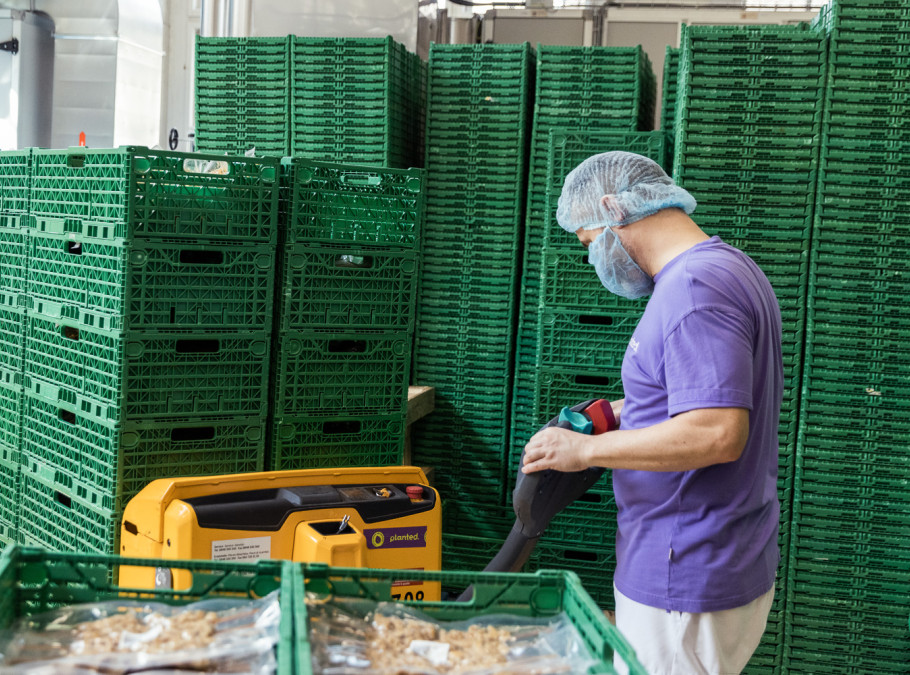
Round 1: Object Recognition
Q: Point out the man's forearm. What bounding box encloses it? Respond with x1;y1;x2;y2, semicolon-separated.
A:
584;407;749;472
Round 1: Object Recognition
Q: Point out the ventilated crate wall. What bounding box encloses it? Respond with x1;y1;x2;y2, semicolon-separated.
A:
509;47;656;520
785;1;910;672
270;159;425;471
195;36;425;169
0;147;279;554
411;44;534;548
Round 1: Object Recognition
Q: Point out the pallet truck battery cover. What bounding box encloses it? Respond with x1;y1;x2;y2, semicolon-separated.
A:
119;466;441;600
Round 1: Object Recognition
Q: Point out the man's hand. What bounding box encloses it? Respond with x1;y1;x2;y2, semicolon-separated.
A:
521;427;593;474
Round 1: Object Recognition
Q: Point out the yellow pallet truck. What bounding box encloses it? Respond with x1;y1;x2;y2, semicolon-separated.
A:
119;466;441;600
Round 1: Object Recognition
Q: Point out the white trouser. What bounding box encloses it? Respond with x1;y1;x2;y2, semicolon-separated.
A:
612;584;774;675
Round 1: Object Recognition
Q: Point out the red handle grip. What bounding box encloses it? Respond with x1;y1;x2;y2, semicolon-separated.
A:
583;399;618;435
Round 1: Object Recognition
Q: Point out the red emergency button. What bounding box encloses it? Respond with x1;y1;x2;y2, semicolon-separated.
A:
406;486;425;501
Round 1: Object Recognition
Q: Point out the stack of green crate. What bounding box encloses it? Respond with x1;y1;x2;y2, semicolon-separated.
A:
411;44;534;555
0;150;30;550
661;46;680;135
195;37;291;156
510;46;656;517
518;130;668;607
291;36;425;169
270;160;424;470
672;24;827;673
14;147;279;555
788;1;910;672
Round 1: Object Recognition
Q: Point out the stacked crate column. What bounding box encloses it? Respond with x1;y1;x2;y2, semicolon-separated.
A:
195;37;291;156
788;2;910;672
291;37;425;168
271;159;424;471
511;46;657;492
672;24;827;673
410;44;534;553
0;149;32;549
18;147;279;554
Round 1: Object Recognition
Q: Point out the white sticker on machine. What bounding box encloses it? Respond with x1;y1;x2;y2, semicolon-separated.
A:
211;536;271;562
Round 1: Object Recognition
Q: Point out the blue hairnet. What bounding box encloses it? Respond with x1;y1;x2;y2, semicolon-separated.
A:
556;151;697;232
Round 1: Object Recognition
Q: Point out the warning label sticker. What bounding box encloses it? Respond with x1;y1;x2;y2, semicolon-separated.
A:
211;536;271;562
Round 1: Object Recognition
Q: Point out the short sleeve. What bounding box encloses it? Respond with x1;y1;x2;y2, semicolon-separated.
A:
664;308;754;417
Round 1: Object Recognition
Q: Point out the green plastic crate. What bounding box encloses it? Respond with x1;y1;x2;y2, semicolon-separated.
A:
531;485;618;550
527;540;616;610
269;413;404;471
534;366;624;424
684;24;827;52
26;233;275;332
661;46;680;132
290;36;423;168
23;322;271;420
272;331;409;418
30;147;280;242
282;158;424;247
412;435;507;487
0;150;31;215
0;445;17;547
539;246;649;314
0;379;21;454
537;308;640;372
0;546;294;673
412;44;535;480
296;563;647;675
17;466;120;554
511;44;656;462
442;533;524;572
438;497;514;540
0;215;27;301
20;396;266;514
277;243;418;333
0;307;24;378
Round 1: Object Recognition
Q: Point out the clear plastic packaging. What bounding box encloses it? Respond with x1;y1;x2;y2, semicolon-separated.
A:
0;590;281;674
306;595;600;675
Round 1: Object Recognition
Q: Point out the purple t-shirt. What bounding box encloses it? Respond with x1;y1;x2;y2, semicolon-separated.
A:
614;236;783;613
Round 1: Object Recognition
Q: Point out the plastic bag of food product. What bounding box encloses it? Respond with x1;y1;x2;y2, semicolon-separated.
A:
306;595;600;675
0;590;281;674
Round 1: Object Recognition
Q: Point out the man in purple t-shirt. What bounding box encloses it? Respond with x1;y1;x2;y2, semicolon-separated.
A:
522;152;783;674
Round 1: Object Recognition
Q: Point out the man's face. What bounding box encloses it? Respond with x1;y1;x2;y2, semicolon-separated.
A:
575;226;605;248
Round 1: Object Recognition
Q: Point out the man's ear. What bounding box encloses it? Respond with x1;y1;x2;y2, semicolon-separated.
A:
600;194;624;223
